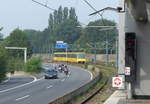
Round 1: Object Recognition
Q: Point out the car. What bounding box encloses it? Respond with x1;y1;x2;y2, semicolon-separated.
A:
44;69;58;79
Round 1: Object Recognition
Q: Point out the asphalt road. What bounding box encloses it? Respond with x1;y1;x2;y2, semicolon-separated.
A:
0;64;92;104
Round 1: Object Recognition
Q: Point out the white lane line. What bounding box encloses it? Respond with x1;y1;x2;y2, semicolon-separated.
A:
1;79;9;84
36;77;44;81
61;79;65;82
16;95;30;101
0;77;43;93
83;70;93;80
47;85;53;89
68;65;93;80
32;76;37;82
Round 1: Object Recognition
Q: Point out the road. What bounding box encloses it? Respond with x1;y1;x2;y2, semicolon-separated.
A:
0;64;92;104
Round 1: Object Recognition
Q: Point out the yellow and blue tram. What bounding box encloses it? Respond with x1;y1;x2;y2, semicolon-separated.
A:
53;52;86;63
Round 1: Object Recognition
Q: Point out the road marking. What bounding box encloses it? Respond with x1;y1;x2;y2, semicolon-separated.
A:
1;79;9;84
82;69;93;80
0;76;43;93
61;79;65;82
36;77;44;81
16;95;30;101
47;85;53;89
32;76;37;82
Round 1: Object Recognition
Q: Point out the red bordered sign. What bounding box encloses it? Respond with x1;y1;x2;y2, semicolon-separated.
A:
112;77;123;87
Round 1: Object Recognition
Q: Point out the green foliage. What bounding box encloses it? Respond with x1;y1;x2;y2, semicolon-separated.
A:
0;46;7;82
24;6;81;53
5;28;32;58
25;58;43;73
23;6;118;54
54;19;81;44
0;27;3;31
6;58;25;74
77;19;118;54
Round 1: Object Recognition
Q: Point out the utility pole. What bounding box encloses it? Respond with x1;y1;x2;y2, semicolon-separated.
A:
105;39;109;65
94;43;96;64
115;35;118;69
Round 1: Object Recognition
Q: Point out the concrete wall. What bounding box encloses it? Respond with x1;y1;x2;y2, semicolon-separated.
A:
121;3;150;95
118;0;125;74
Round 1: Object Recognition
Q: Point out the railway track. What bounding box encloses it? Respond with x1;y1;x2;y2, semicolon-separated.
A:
80;75;108;104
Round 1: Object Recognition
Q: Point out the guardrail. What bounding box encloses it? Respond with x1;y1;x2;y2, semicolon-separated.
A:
80;75;108;104
49;72;101;104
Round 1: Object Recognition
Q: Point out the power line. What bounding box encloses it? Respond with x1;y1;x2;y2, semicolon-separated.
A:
32;0;56;11
83;0;102;17
82;0;106;25
82;0;113;65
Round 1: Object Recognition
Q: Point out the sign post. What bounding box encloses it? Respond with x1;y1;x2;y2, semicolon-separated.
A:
55;41;68;63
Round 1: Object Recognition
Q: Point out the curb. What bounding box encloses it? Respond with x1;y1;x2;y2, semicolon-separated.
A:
0;78;9;84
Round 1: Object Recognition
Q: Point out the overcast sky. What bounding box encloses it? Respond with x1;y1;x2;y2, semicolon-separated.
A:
0;0;119;37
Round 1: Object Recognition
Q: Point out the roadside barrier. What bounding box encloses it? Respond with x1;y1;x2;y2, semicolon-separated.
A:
49;71;101;104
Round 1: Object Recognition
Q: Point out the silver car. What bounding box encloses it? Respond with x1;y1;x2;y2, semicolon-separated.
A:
44;69;58;79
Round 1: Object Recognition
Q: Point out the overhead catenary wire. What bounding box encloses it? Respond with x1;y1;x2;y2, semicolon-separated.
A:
32;0;56;11
82;0;115;65
82;0;106;25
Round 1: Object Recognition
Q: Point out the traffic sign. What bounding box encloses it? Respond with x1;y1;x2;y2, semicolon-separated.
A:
55;43;68;48
112;77;123;87
56;41;63;43
125;67;131;76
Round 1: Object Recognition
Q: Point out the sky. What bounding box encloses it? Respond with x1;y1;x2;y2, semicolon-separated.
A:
0;0;119;37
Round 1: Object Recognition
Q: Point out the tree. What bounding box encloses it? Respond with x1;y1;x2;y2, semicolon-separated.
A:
0;46;7;81
5;28;32;58
0;27;3;31
48;14;54;30
57;6;63;24
6;57;24;74
0;27;4;43
77;19;117;53
63;7;68;20
25;58;43;73
54;19;81;44
22;6;118;54
69;7;77;21
54;10;58;25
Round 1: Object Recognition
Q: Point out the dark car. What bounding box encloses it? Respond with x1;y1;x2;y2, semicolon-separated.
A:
44;69;58;79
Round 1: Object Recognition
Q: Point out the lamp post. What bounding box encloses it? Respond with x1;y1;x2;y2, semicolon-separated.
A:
64;43;68;64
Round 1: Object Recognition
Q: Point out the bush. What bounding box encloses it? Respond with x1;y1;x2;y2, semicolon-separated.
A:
25;58;43;73
7;58;25;74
